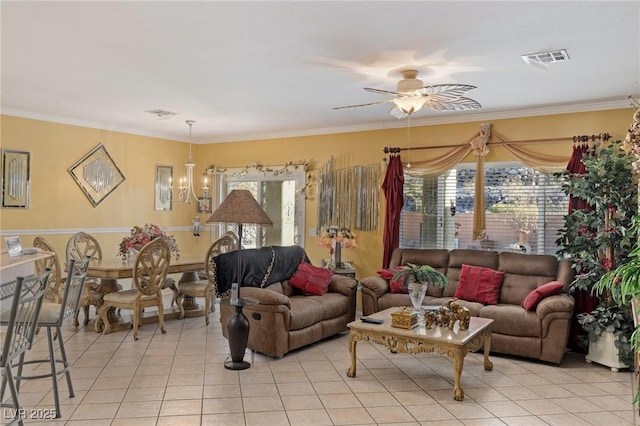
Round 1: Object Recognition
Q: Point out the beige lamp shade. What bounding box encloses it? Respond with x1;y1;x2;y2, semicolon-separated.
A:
206;189;273;226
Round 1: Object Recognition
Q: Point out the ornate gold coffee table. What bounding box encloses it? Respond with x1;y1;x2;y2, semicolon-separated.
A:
347;308;493;401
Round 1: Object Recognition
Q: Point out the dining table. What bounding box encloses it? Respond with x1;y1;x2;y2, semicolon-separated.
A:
86;254;206;332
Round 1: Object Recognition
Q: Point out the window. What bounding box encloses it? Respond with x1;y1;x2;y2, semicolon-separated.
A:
400;163;568;255
223;170;306;249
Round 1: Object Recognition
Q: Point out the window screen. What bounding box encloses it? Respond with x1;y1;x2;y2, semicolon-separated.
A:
400;164;568;255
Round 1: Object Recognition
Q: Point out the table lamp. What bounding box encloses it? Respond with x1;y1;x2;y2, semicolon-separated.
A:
206;189;272;370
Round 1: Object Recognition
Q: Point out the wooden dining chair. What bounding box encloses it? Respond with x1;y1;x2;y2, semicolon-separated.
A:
33;236;63;305
66;232;111;327
95;239;170;340
176;232;239;325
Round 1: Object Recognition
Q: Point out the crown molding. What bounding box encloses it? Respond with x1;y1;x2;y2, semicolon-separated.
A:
3;98;632;145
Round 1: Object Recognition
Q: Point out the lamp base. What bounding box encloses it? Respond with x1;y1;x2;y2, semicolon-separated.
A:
225;304;251;370
224;359;251;370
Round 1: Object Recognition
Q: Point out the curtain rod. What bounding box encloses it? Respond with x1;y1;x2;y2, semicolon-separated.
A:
383;132;611;153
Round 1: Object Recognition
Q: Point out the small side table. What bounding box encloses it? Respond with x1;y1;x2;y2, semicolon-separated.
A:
220;296;258;370
334;267;356;279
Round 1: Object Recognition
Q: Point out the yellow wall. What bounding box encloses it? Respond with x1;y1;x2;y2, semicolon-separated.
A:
0;108;634;278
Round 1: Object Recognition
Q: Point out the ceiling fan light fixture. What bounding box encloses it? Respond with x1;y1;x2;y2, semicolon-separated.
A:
392;96;427;115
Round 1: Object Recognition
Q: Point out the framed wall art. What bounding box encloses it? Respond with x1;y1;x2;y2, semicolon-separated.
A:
155;165;173;211
68;144;126;207
2;149;30;208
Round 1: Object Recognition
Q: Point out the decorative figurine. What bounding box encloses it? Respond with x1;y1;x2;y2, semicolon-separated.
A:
424;310;437;329
193;216;201;236
448;299;471;331
438;305;452;328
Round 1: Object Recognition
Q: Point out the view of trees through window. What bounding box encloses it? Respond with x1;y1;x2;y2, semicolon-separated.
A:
400;165;568;255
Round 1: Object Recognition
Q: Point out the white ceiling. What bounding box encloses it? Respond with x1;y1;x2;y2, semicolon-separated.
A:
2;1;639;143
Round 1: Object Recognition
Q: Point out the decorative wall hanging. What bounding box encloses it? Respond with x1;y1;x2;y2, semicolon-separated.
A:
2;149;30;208
155;165;173;211
316;157;380;233
68;144;126;207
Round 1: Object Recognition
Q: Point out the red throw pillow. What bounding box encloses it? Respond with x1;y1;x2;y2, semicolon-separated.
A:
521;281;564;311
377;266;408;294
289;262;333;296
454;264;505;305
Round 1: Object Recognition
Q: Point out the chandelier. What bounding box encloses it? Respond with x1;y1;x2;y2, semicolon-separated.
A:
172;120;210;209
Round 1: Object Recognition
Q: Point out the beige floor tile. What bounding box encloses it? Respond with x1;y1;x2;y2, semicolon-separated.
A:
345;378;387;393
365;405;415;423
312;380;352;394
203;384;242;398
276;381;316;396
281;394;324;410
480;400;532;417
129;374;169;388
244;410;289;426
238;382;278;397
201;413;246;426
160;399;203;416
515;398;568;415
319;393;363;409
124;386;167;401
539;412;600;426
163;385;204;400
167;373;205;386
116;400;162;418
287;408;333;426
70;402;120;420
156;415;203;425
356;391;400;407
326;407;375;425
440;402;495;420
202;397;243;414
501;416;551;426
111;417;157;426
242;395;284;412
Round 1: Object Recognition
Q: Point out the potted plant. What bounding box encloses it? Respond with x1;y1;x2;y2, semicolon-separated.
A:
577;303;634;370
556;141;638;369
392;263;447;313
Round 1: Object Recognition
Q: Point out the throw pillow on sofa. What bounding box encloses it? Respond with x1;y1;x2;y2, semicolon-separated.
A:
454;264;505;305
521;281;564;311
377;266;408;294
289;262;333;296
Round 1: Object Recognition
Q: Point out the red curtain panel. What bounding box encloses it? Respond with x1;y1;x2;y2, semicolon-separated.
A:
382;155;404;268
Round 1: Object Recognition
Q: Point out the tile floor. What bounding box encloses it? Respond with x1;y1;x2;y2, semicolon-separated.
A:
4;302;639;426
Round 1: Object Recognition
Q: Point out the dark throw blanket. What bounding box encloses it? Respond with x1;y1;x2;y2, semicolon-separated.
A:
213;245;309;295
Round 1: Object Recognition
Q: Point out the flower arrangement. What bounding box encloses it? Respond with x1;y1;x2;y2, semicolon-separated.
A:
117;224;179;260
318;226;358;249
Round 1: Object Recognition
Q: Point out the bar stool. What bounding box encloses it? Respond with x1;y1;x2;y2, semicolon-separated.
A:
0;271;49;425
14;258;89;418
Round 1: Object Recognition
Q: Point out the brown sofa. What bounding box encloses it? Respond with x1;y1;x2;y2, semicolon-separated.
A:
360;248;575;364
219;273;358;358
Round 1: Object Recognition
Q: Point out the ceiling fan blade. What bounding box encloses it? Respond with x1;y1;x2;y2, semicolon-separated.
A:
364;87;404;96
423;84;477;98
427;97;482;111
333;99;393;110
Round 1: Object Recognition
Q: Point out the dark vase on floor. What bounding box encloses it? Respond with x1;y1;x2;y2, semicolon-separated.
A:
225;304;250;370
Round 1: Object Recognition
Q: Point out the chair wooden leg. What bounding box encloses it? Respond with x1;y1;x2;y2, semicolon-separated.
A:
82;305;90;326
133;303;140;340
158;299;166;334
204;295;211;325
176;294;185;319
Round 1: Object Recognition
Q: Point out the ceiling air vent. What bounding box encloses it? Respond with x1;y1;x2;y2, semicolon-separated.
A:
145;109;178;120
521;49;569;70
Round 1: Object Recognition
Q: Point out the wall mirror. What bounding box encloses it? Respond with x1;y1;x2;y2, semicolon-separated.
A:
155;165;173;211
2;149;30;208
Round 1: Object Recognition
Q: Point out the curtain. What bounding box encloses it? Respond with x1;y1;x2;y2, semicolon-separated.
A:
382;155;404;267
565;143;598;353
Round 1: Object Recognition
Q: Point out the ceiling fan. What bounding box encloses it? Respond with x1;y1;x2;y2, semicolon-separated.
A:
334;69;481;119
